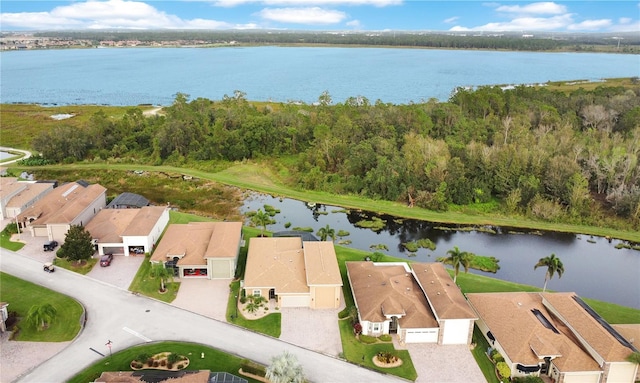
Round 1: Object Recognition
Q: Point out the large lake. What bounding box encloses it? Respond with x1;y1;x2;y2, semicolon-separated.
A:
1;47;639;105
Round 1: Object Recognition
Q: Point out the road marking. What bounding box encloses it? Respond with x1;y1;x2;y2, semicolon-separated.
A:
123;327;152;342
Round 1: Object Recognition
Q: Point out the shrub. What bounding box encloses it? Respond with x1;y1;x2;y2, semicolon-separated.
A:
376;351;398;364
353;322;362;335
160;360;166;366
496;362;510;380
167;353;181;365
153;361;159;367
359;334;378;344
167;363;173;369
147;358;154;367
512;377;545;383
239;296;247;304
379;334;392;342
177;364;184;369
241;359;266;377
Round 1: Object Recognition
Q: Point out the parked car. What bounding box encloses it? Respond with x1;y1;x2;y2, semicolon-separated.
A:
100;253;113;267
43;262;55;273
43;241;58;251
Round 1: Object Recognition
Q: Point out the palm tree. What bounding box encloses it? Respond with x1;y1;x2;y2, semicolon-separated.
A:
151;263;174;292
438;246;473;283
316;224;335;241
26;303;57;331
251;209;271;237
266;351;305;383
534;253;565;292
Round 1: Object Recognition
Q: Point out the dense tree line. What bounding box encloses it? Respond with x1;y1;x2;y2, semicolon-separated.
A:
31;84;640;229
32;30;640;53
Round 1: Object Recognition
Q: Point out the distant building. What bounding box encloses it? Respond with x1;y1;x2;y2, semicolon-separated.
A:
0;177;54;220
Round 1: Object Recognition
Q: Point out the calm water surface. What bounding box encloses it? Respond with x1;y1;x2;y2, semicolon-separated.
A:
241;193;640;309
2;47;639;105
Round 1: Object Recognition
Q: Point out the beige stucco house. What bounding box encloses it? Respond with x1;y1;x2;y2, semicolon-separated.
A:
0;177;54;220
346;261;477;344
467;292;639;383
151;221;243;279
243;237;343;309
85;206;169;256
16;181;107;243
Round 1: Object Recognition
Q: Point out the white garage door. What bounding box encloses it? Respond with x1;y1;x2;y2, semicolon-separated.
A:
405;328;439;343
280;295;310;308
441;319;472;345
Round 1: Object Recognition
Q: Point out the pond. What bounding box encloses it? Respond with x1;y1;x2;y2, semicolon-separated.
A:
241;193;640;309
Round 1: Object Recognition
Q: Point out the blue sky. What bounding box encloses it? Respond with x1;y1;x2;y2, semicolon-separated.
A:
1;1;639;32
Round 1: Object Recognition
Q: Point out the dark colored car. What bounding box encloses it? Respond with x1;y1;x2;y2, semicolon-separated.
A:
100;253;113;267
43;241;58;251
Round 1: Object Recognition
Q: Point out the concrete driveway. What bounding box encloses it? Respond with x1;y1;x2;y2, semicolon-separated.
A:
86;254;144;290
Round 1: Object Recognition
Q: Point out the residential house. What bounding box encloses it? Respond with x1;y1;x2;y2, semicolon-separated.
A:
346;262;476;344
243;237;343;309
0;177;54;220
151;222;243;279
16;181;107;243
467;292;639;383
85;206;169;256
106;192;150;209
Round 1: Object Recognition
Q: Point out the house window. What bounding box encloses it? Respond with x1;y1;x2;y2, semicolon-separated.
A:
373;323;380;332
253;290;261;297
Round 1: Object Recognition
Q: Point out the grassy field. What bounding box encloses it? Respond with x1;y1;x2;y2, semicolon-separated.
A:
226;280;282;338
0;229;25;251
128;254;180;303
67;341;262;383
0;272;84;341
53;257;98;274
13;163;640;243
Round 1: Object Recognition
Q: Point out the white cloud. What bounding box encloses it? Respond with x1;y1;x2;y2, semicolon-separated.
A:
212;0;401;7
567;19;611;31
256;7;347;24
494;2;567;15
0;0;256;30
443;16;459;24
618;17;632;24
451;14;574;32
609;20;640;33
346;19;362;28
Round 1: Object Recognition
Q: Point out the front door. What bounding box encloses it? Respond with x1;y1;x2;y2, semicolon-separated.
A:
269;288;276;300
389;316;398;334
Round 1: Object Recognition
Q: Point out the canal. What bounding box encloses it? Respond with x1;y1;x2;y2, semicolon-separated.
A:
241;193;640;309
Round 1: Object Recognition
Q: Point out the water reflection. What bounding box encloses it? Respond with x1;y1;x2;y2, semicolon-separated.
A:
241;193;640;309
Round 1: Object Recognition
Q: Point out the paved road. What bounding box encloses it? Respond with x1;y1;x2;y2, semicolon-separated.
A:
0;250;405;383
0;147;32;165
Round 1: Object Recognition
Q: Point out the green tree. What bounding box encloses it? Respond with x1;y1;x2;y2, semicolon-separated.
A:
58;225;94;264
150;263;174;292
265;351;305;383
534;253;565;292
251;209;271;236
316;225;335;241
25;303;57;331
438;246;473;283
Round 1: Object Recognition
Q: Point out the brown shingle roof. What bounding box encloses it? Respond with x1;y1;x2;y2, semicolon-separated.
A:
412;262;477;320
542;292;633;362
467;292;600;372
121;206;168;237
5;182;53;208
303;241;342;286
346;262;438;328
243;237;309;293
0;177;26;200
17;182;106;224
85;208;140;243
150;222;242;267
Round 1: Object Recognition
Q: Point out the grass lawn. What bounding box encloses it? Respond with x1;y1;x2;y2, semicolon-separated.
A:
338;319;417;381
128;255;180;303
0;272;83;341
471;326;500;383
0;229;24;251
227;280;281;338
67;341;263;383
53;257;98;275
